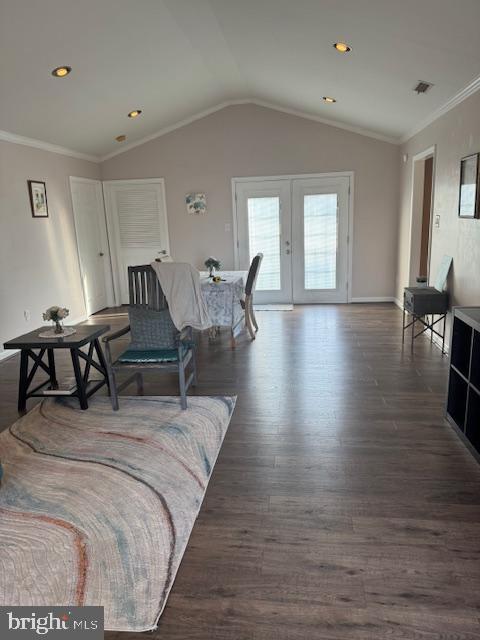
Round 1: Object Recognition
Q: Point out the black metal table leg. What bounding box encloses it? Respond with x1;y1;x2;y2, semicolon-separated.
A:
71;348;88;410
18;350;29;412
47;348;58;388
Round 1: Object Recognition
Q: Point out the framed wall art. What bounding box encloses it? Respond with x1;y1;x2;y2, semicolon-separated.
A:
458;153;479;219
28;180;49;218
186;193;206;215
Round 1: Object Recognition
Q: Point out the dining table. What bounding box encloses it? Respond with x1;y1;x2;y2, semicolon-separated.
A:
200;270;247;347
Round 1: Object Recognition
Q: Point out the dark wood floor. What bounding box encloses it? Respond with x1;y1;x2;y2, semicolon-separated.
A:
2;304;480;639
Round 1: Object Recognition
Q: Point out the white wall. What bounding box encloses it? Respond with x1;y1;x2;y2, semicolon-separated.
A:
101;104;400;299
0;102;403;362
396;90;480;327
0;139;100;357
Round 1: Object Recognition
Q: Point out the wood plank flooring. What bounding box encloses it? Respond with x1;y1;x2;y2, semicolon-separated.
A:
1;303;480;639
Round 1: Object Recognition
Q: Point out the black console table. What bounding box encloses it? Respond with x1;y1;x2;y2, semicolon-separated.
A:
402;286;448;353
446;307;480;461
3;324;110;411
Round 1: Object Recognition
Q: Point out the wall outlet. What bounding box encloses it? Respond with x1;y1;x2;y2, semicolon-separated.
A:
434;214;440;228
224;223;232;233
24;310;31;322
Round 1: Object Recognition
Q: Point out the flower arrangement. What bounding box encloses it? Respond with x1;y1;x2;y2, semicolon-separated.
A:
204;256;221;278
43;306;69;334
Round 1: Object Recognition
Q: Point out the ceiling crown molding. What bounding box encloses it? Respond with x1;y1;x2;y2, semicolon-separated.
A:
401;74;480;143
100;98;399;162
250;99;399;145
3;74;479;161
0;129;99;163
100;100;249;161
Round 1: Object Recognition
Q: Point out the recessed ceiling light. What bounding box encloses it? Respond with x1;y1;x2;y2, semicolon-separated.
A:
51;66;71;78
128;109;142;118
115;135;127;142
323;96;337;103
333;42;351;53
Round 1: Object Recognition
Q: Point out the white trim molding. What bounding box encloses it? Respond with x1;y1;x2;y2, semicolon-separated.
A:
406;145;436;288
393;298;403;309
0;129;99;163
251;100;397;145
393;297;449;355
2;74;480;162
0;349;17;362
350;297;396;303
101;99;399;162
402;74;480;143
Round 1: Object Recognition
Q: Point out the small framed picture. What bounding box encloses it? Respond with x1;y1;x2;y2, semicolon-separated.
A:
458;153;479;219
186;192;206;215
28;180;49;218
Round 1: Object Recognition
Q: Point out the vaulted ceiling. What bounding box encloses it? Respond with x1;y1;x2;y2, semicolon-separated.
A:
1;0;480;159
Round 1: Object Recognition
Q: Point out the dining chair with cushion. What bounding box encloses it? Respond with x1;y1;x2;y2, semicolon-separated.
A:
102;265;196;410
241;253;263;340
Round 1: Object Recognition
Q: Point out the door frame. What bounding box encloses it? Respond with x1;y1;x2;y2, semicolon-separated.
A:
407;146;436;286
231;172;354;302
103;178;169;306
70;176;115;315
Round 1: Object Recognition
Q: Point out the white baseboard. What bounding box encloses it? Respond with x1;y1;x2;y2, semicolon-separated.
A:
350;296;396;303
0;349;16;362
432;333;449;354
393;298;403;309
0;314;89;363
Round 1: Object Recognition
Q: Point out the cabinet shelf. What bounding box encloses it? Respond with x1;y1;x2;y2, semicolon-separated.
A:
446;308;480;462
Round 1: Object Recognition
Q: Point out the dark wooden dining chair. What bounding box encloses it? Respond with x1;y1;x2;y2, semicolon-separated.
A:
102;265;196;410
241;253;263;340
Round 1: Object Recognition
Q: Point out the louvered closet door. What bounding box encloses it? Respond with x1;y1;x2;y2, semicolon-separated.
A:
103;179;170;304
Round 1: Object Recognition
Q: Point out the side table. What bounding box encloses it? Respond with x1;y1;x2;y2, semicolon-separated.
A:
3;324;110;411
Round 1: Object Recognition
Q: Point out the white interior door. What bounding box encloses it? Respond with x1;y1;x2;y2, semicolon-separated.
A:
103;179;170;304
70;177;112;315
234;175;350;304
292;177;350;303
235;180;292;303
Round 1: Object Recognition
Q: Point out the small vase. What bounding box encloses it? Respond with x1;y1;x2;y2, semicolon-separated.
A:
54;320;63;335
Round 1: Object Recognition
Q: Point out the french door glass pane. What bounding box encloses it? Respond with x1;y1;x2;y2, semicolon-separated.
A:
247;196;281;290
304;193;337;290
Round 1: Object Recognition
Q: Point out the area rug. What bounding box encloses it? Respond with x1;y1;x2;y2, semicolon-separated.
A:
0;395;235;631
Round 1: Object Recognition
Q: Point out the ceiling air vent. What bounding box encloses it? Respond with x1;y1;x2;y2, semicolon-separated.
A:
414;80;434;95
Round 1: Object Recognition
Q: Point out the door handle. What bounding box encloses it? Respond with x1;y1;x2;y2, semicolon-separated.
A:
158;250;167;255
99;252;104;257
286;249;291;254
285;240;290;246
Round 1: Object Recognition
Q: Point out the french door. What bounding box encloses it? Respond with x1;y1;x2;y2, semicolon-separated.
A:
236;180;292;303
235;175;350;303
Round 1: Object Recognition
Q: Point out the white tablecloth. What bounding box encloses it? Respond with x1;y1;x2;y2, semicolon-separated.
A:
200;271;247;335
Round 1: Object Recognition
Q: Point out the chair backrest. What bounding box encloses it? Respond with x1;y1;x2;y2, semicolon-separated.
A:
128;265;167;310
245;253;263;296
127;265;177;349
